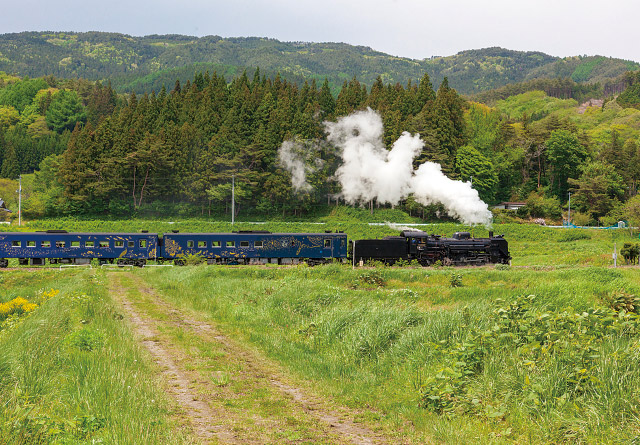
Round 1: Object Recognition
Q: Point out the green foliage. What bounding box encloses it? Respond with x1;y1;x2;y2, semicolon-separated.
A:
569;161;626;219
517;191;562;219
570;56;606;82
45;90;86;133
556;231;591;242
179;252;206;266
419;294;640;426
604;289;640;313
66;326;105;351
0;273;184;443
354;269;387;288
546;130;589;201
0;77;48;113
620;243;640;265
0;33;636;99
455;145;497;203
449;273;463;287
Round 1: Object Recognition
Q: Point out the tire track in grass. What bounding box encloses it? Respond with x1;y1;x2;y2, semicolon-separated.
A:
109;275;238;444
111;272;392;444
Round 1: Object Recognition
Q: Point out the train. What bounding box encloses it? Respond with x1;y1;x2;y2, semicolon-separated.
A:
351;230;511;266
0;229;510;268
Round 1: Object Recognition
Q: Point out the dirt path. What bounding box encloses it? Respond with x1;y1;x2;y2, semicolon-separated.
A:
108;272;392;444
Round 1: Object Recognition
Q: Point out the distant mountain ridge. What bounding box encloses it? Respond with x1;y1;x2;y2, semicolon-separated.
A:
0;31;637;95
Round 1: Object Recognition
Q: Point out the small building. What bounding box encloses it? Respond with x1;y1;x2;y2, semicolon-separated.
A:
492;202;526;211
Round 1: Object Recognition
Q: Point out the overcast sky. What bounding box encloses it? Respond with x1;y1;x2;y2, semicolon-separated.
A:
4;0;639;62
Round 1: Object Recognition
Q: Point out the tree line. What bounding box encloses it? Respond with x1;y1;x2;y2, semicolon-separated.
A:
1;68;640;224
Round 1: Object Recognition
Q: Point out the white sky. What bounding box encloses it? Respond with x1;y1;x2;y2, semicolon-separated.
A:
5;0;639;62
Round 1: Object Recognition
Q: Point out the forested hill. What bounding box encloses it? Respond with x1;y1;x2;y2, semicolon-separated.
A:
1;32;638;95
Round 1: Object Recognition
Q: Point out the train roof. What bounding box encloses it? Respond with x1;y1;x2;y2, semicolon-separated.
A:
0;232;158;236
162;232;346;236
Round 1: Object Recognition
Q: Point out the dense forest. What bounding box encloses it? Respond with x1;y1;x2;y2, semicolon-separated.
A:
2;62;640;225
0;32;638;96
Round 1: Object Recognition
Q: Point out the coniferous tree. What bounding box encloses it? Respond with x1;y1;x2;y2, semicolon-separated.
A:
0;140;19;179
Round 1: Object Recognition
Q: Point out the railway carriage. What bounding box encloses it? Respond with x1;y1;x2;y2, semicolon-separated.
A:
0;230;158;267
161;231;348;265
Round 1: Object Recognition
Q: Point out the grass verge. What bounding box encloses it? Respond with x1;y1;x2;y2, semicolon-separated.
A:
0;269;187;444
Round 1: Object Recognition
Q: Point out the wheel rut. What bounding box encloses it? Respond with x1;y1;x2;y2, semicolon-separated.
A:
108;272;391;444
109;276;237;444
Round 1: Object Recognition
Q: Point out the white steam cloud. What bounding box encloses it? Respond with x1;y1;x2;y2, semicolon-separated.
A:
278;108;493;225
277;139;323;193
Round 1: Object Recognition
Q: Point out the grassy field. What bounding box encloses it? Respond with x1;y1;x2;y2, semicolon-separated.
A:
135;264;640;443
2;214;640;443
0;269;188;443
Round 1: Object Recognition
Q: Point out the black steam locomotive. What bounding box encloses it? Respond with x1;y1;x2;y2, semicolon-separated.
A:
351;230;511;266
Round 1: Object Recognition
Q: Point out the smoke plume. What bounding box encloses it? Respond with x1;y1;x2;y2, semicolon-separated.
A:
278;108;493;225
277;139;323;193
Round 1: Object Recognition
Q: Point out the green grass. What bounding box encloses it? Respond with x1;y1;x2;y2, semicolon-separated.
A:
137;263;640;443
0;270;187;443
2;215;639;441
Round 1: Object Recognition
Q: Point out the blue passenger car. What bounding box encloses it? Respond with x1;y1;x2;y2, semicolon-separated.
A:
0;231;158;267
161;231;347;265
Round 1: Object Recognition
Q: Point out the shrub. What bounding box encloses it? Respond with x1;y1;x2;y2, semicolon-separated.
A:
354;269;387;288
620;243;640;264
449;273;463;288
557;231;591;242
517;191;562;219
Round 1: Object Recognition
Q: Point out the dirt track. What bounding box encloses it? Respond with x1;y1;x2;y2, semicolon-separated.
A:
108;272;393;444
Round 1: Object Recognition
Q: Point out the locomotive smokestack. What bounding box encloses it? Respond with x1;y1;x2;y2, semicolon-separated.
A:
489;231;494;238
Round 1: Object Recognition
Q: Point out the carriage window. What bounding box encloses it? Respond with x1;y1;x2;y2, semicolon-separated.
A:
198;241;206;248
226;241;235;247
212;241;221;247
240;241;249;248
71;241;80;248
56;241;65;248
100;241;109;248
128;241;135;248
324;239;332;248
85;241;95;247
187;240;194;248
42;241;51;248
115;241;124;248
254;241;263;248
12;241;21;247
139;240;147;248
27;241;36;247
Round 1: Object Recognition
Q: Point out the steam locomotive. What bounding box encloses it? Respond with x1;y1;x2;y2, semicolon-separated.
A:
351;230;511;266
0;229;510;268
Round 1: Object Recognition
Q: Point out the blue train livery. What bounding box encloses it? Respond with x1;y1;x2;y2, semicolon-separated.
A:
161;231;348;265
0;231;158;267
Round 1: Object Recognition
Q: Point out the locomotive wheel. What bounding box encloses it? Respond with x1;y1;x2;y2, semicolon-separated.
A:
0;259;8;268
174;259;186;266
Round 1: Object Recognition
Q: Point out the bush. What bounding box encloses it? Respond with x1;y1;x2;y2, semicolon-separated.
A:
517;191;562;219
620;243;640;265
557;231;591;242
449;273;463;288
353;269;387;288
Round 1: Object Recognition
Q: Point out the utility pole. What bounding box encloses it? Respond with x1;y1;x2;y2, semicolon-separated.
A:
231;175;235;225
568;192;571;226
18;174;22;226
470;175;473;187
